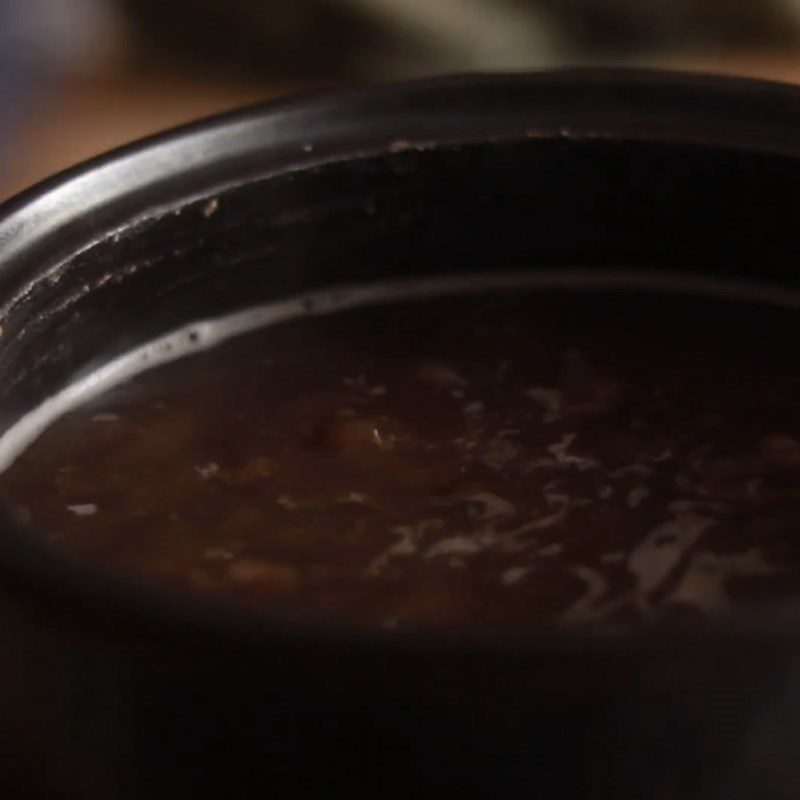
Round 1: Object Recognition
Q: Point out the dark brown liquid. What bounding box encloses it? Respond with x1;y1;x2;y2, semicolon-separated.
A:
3;288;800;630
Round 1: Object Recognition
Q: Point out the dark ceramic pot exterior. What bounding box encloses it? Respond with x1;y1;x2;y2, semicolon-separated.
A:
1;71;800;798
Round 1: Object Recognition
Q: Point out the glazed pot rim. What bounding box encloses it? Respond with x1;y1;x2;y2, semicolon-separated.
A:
2;68;800;657
5;66;800;273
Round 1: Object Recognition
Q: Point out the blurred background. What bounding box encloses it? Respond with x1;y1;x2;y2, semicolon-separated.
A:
4;0;800;199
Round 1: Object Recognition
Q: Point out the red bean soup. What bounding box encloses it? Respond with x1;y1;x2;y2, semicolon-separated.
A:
2;277;799;631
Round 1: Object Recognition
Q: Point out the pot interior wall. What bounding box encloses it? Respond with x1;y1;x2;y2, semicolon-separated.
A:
0;137;796;435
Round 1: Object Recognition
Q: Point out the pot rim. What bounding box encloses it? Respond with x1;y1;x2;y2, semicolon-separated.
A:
2;67;800;657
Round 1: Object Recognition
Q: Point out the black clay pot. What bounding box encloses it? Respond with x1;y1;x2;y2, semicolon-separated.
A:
1;70;800;799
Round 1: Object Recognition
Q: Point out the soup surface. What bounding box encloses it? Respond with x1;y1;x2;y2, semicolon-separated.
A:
2;284;800;630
